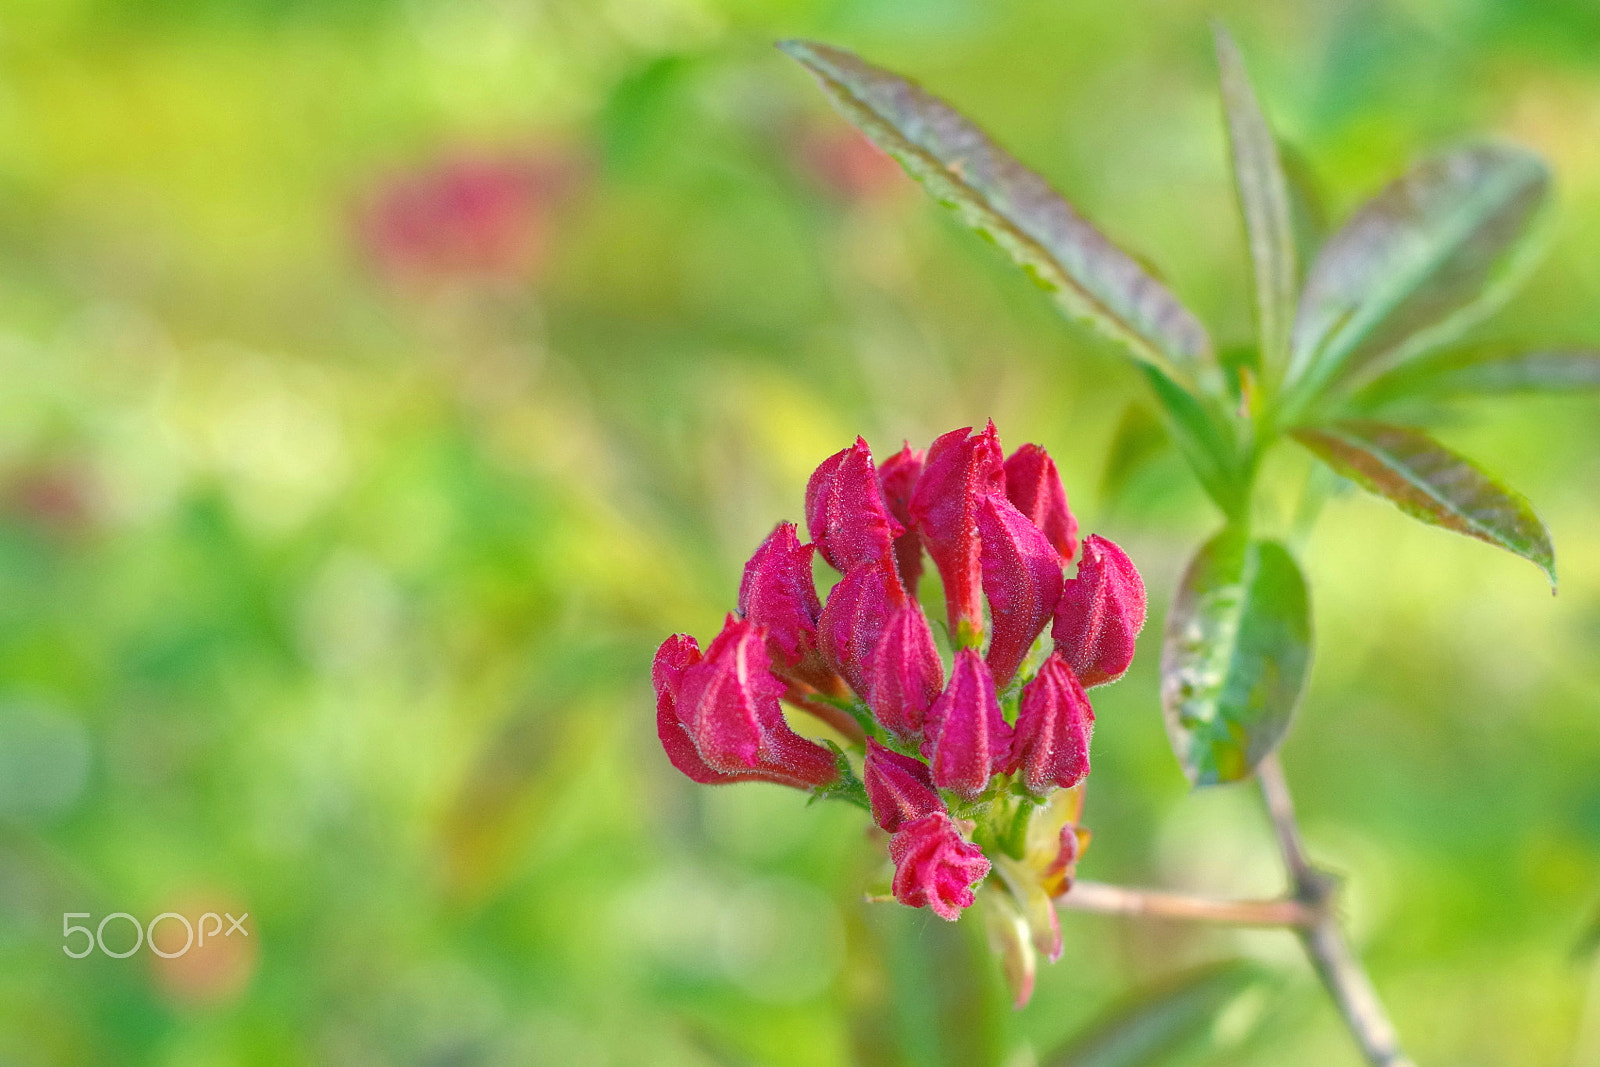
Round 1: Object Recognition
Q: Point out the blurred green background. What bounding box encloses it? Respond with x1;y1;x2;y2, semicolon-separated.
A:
0;0;1598;1063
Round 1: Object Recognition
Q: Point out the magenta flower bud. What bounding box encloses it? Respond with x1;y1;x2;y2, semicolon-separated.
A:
922;649;1011;800
889;812;991;921
977;494;1065;689
806;437;903;574
675;616;777;769
738;522;840;694
655;634;720;783
1005;653;1094;794
877;443;926;595
818;556;906;698
909;421;1005;644
866;604;944;743
863;739;943;832
1004;443;1079;562
1052;535;1147;687
661;617;840;789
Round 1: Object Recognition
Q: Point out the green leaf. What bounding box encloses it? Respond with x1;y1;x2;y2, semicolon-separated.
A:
1099;401;1171;503
1214;25;1296;378
1285;143;1551;410
1161;529;1311;786
1358;344;1600;404
779;39;1213;384
1292;420;1556;585
1279;139;1330;268
1139;364;1249;520
1041;962;1267;1067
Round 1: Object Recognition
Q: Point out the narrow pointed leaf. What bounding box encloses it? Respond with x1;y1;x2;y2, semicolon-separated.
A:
780;39;1212;382
1279;139;1329;267
1161;529;1311;787
1359;345;1600;404
1292;420;1555;584
1215;25;1296;375
1042;962;1267;1067
1286;143;1551;404
1139;364;1247;519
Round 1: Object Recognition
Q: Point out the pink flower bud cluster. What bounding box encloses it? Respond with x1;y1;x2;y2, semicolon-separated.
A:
652;423;1146;924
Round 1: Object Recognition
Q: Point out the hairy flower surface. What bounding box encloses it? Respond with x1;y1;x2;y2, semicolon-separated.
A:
924;649;1010;800
1006;653;1094;795
889;813;991;921
1053;534;1147;687
652;423;1143;978
863;740;942;832
807;437;903;574
909;422;1004;644
865;604;944;744
978;494;1065;688
738;522;837;693
654;627;839;789
1003;444;1079;562
818;556;906;697
878;443;926;595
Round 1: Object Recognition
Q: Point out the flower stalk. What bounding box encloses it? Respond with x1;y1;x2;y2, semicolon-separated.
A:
1258;754;1417;1067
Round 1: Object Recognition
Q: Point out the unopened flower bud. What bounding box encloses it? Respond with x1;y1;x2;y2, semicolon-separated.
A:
978;495;1064;688
818;556;906;698
909;422;1004;646
877;443;926;596
1004;443;1079;562
923;649;1011;800
889;812;991;921
866;604;943;743
1005;653;1094;795
654;634;720;783
1052;534;1146;687
657;618;839;789
738;522;839;694
806;437;903;574
863;739;942;832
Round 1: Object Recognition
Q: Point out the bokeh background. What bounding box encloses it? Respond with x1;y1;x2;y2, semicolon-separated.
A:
0;0;1598;1063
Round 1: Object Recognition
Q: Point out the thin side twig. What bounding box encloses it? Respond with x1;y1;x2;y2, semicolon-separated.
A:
1257;754;1417;1067
1059;880;1315;928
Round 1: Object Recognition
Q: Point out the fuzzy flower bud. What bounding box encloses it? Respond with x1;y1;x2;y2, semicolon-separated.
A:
806;437;903;574
654;634;719;783
863;740;943;833
889;812;991;921
1005;653;1094;795
818;556;906;698
738;522;839;694
1052;534;1147;687
909;422;1004;645
1004;444;1079;562
656;618;839;789
922;649;1011;801
877;444;926;596
978;495;1065;688
865;604;944;744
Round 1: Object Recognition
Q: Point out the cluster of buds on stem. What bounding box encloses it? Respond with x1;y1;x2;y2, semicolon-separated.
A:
653;423;1146;1004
